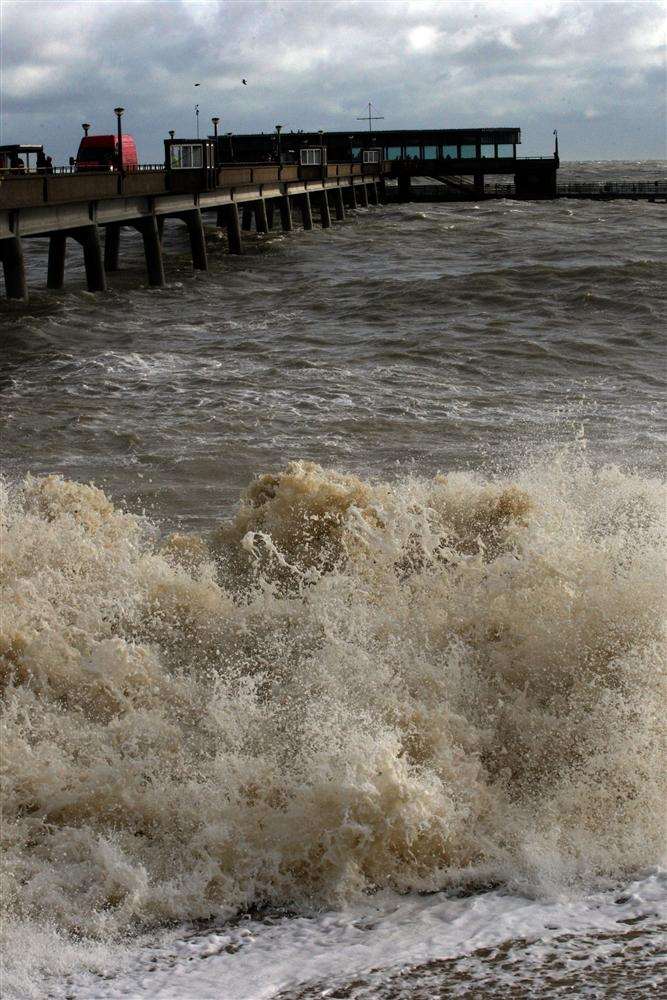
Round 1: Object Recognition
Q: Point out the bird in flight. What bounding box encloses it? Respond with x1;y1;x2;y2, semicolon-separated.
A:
194;82;200;86
242;79;247;85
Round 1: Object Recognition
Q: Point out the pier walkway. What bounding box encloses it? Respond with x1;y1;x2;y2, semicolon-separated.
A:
0;161;384;300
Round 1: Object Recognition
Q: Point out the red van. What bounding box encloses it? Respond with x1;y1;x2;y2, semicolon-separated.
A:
74;134;138;172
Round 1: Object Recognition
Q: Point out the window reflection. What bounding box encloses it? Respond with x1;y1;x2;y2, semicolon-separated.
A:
423;145;437;159
459;144;476;158
442;145;458;159
481;144;495;158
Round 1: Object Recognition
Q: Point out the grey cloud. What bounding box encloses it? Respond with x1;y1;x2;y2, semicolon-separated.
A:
1;0;665;163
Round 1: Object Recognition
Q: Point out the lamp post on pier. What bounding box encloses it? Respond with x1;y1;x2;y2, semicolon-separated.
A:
212;116;220;140
275;124;283;165
82;123;91;137
113;107;124;172
227;132;234;161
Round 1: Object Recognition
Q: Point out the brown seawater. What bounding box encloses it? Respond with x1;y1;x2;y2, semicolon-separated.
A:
1;162;665;998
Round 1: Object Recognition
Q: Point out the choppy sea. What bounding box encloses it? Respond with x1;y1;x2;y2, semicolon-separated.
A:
1;161;666;998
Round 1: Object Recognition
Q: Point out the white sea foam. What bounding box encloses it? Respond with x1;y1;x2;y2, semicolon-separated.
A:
1;453;665;996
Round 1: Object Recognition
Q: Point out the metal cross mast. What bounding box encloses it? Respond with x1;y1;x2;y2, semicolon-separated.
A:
356;102;384;132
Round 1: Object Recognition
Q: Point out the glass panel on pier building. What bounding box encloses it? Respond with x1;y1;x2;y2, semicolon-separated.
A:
442;145;458;159
459;144;476;158
481;144;495;158
423;146;438;159
496;144;515;158
386;146;402;160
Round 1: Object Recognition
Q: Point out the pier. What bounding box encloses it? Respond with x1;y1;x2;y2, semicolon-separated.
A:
2;123;663;302
0;151;384;300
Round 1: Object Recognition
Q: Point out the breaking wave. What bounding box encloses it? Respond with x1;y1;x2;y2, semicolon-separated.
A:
1;454;665;983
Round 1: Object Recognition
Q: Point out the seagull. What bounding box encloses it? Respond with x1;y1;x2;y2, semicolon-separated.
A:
242;79;247;85
194;82;200;87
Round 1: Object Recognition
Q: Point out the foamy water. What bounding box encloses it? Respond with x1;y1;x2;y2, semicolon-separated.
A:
1;162;666;997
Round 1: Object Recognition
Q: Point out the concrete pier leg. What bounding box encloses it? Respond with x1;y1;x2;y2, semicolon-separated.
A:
299;192;313;230
156;216;165;243
221;203;243;254
254;200;269;234
398;174;411;200
265;200;275;230
347;184;358;209
181;209;208;271
333;187;345;220
133;217;165;287
279;195;293;232
1;236;28;300
72;225;106;293
104;224;120;272
474;173;485;197
318;190;332;228
368;182;379;205
359;183;369;208
242;206;253;231
47;232;67;289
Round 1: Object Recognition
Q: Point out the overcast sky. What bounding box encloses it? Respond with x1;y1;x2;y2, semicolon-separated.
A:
2;0;665;164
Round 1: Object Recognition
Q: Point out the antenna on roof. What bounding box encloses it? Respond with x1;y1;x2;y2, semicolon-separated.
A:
356;101;384;133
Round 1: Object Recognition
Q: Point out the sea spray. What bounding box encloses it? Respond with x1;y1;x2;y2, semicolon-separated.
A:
1;456;665;983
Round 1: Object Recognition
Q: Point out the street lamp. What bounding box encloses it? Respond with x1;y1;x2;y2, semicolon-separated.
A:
82;123;91;137
211;116;220;140
169;130;175;140
113;107;124;172
275;124;283;165
195;103;200;138
227;131;234;161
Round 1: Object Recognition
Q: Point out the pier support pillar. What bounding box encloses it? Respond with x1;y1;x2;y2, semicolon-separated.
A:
47;232;67;289
345;184;358;209
0;236;28;300
242;206;253;231
317;190;332;228
333;187;345;220
298;192;313;230
367;182;378;206
104;224;121;272
218;203;243;254
131;217;165;287
474;173;485;197
156;216;165;243
398;174;411;201
71;225;106;293
179;209;208;271
359;183;369;208
279;195;293;232
254;199;269;234
265;200;275;230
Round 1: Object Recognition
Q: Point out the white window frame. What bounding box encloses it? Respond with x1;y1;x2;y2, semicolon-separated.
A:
362;149;381;163
170;143;204;170
299;147;324;166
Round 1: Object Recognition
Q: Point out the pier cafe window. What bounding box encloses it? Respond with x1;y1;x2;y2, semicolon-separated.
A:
442;144;458;159
480;144;495;159
459;144;477;158
386;146;402;160
362;148;381;163
300;147;324;165
170;143;204;169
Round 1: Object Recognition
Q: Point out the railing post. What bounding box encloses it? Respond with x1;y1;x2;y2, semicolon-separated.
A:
0;236;28;300
47;232;67;288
